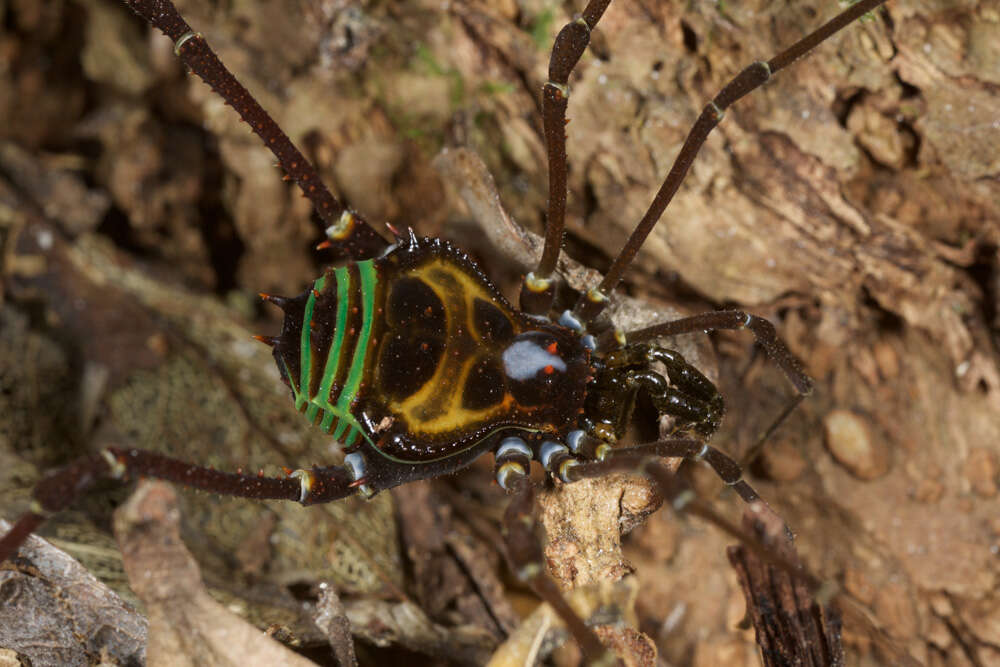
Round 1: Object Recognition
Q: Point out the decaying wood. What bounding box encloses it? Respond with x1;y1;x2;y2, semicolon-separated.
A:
727;505;845;667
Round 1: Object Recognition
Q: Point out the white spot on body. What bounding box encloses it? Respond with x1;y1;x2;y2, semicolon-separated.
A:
502;339;565;380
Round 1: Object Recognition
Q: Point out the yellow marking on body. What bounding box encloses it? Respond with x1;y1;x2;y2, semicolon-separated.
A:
386;257;521;437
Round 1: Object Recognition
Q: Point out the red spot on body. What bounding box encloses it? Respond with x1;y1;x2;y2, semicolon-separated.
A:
543;365;554;375
546;342;558;354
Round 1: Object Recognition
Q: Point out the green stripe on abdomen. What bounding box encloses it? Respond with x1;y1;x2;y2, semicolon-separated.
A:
298;261;376;446
331;260;376;442
303;267;348;424
296;275;326;412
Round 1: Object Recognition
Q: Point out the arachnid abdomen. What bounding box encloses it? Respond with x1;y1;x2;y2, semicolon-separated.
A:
271;234;590;475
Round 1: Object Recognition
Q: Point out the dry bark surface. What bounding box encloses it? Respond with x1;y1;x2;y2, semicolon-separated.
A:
1;0;998;665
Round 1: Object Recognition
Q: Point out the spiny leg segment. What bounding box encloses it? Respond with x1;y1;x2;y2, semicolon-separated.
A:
123;0;387;261
0;446;356;563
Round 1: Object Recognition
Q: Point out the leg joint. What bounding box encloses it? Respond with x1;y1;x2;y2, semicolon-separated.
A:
496;461;528;491
544;81;570;99
100;449;127;480
343;453;375;499
173;31;203;56
290;469;315;503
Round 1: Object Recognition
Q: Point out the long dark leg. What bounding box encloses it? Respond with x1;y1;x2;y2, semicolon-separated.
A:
123;0;387;260
619;311;812;394
519;0;612;315
592;438;760;504
571;0;890;324
0;446;356;563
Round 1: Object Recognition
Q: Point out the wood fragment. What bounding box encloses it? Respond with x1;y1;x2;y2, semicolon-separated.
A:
727;504;844;667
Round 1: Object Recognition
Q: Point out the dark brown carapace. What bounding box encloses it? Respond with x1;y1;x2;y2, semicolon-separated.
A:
264;232;592;495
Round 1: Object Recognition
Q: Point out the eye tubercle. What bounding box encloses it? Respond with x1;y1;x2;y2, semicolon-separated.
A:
502;338;567;380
